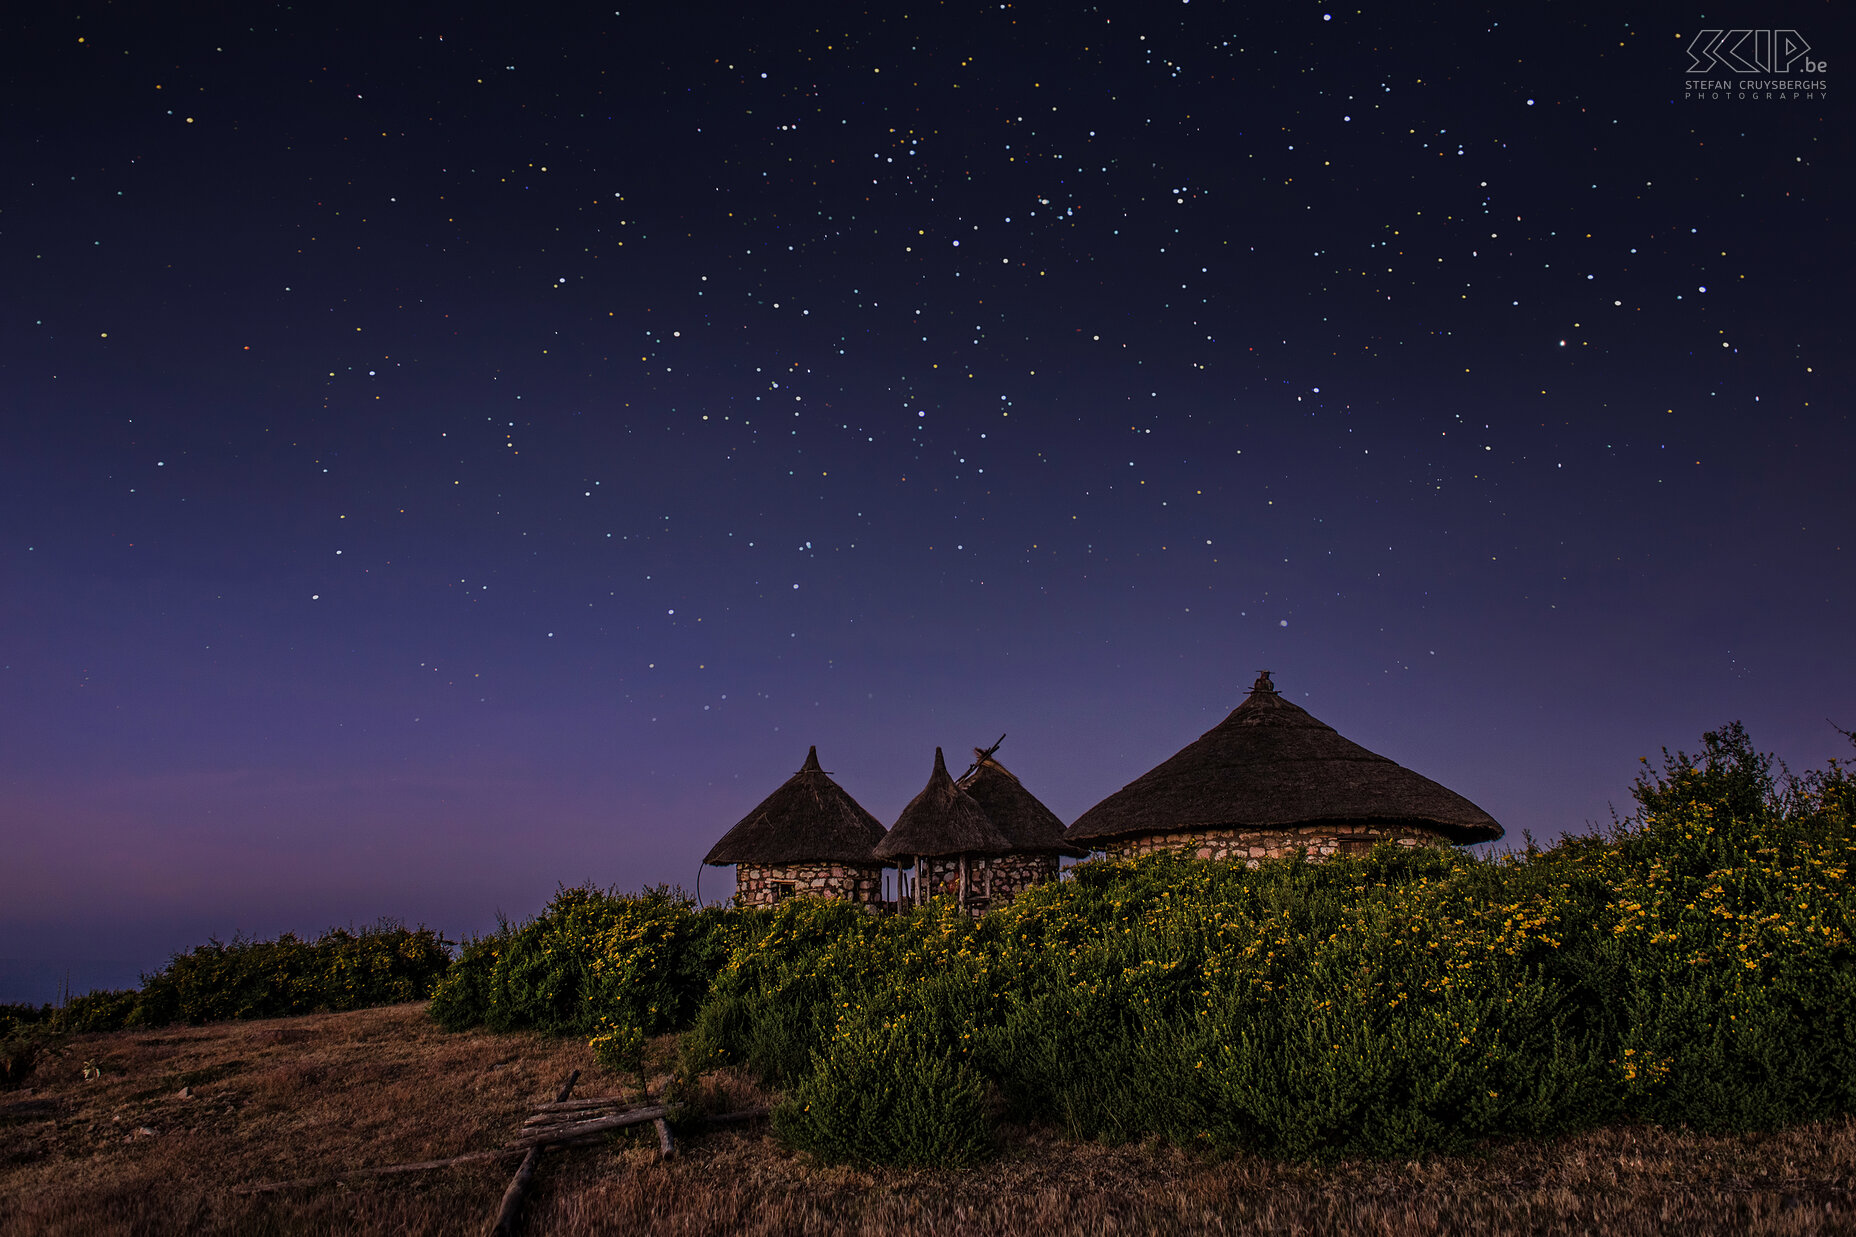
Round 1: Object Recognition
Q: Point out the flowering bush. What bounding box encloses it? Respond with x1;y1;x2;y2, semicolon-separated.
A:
1587;724;1856;1129
429;884;730;1037
134;920;453;1025
774;1002;992;1167
589;1018;648;1088
20;921;455;1034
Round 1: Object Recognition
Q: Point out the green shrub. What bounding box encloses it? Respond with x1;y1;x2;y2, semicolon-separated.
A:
682;897;886;1086
428;932;502;1032
1586;725;1856;1131
0;1003;55;1040
25;922;454;1033
0;1033;40;1089
774;1004;992;1168
126;920;452;1026
60;990;140;1034
429;885;731;1038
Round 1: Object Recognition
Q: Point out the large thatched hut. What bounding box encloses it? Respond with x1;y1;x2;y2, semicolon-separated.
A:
874;748;1012;912
1066;672;1502;862
703;746;888;909
954;747;1086;901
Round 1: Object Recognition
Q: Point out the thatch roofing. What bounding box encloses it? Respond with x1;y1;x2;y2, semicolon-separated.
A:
1066;673;1503;846
956;749;1087;858
703;746;888;866
873;748;1013;860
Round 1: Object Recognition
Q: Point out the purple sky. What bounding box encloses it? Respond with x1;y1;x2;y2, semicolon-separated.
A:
2;4;1848;1002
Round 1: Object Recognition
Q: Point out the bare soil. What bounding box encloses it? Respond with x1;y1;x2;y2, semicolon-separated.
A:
1;1003;1852;1235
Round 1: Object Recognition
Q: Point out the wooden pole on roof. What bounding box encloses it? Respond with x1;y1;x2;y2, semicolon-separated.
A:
957;733;1008;782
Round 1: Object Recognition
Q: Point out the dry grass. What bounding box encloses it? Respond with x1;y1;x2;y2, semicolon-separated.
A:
1;1003;1853;1235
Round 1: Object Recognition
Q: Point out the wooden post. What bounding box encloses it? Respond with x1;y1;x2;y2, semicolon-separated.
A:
487;1069;578;1237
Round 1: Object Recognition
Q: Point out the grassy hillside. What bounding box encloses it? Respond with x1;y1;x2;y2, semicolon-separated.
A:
2;1003;1852;1236
4;720;1849;1231
432;723;1856;1167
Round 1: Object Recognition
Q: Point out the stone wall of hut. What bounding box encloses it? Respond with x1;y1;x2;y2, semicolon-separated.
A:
986;852;1061;900
901;852;1060;909
1094;823;1446;865
734;862;885;909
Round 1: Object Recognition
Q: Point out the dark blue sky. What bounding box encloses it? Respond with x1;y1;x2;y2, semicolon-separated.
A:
2;3;1847;1001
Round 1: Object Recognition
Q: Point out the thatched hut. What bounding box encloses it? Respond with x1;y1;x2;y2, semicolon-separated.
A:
874;747;1012;912
1065;672;1502;862
954;747;1086;901
703;746;888;909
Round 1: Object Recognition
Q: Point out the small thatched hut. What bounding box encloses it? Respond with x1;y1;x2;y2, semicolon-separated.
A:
874;747;1012;912
954;747;1086;901
703;746;888;909
1065;672;1502;862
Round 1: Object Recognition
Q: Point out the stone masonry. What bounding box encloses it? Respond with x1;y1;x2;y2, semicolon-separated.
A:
984;852;1062;901
734;861;886;909
901;851;1062;911
1094;822;1446;864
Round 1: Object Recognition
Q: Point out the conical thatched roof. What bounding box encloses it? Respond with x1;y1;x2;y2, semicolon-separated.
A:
874;748;1013;859
704;746;888;866
956;749;1087;858
1066;673;1503;846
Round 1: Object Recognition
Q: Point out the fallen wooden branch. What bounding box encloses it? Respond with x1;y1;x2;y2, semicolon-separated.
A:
521;1102;651;1128
487;1068;579;1237
509;1105;669;1148
524;1111;598;1128
521;1101;677;1158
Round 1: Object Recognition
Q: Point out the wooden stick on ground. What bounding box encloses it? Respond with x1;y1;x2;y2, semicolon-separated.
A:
535;1088;680;1158
508;1105;668;1148
522;1106;636;1128
486;1068;579;1237
520;1095;659;1127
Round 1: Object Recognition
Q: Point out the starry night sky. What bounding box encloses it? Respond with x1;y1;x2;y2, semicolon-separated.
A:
2;4;1848;1001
